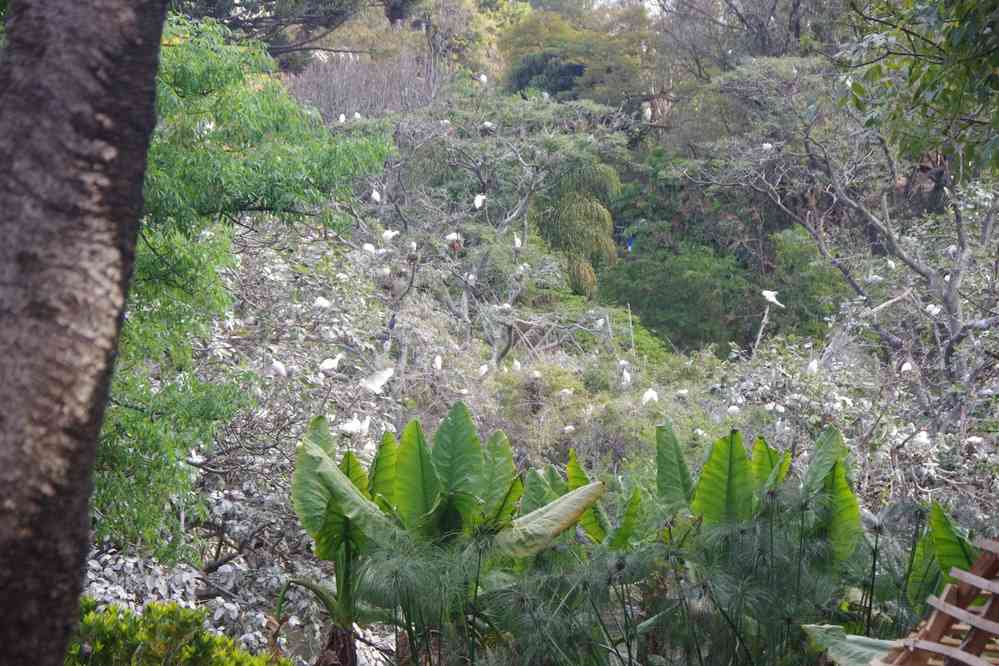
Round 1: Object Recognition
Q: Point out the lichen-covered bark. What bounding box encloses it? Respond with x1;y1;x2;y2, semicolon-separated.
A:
0;1;167;662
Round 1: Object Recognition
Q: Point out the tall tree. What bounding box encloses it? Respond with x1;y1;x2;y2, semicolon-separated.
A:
0;0;169;663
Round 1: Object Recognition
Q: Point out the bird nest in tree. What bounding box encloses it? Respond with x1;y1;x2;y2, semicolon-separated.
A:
876;538;999;665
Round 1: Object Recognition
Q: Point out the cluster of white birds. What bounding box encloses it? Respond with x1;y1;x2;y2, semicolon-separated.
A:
337;112;364;123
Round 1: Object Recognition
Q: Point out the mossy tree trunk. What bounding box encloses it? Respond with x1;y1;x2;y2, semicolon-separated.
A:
0;0;168;663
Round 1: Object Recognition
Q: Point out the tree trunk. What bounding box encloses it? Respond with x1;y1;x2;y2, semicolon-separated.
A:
0;1;168;663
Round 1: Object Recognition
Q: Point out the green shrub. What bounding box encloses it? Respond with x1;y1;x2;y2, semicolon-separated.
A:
65;598;290;665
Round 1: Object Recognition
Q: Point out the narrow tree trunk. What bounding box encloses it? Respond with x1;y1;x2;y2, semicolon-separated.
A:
0;1;168;663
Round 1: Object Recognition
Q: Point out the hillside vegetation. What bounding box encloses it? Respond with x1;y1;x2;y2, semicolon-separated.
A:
5;0;995;664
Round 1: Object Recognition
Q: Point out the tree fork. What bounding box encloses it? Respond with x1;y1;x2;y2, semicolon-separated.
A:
0;0;168;662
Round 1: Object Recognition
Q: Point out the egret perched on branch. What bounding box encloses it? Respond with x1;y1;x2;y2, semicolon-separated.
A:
513;233;522;249
338;414;371;436
478;73;488;85
761;290;785;308
371;188;382;204
383;229;399;242
474;193;486;209
641;388;659;405
338;113;346;123
360;367;394;394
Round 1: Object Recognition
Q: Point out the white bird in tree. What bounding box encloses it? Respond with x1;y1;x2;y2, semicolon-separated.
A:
320;353;345;374
513;233;522;249
478;73;488;85
621;368;632;387
512;359;522;371
474;193;486;209
479;364;490;377
354;111;362;120
360;367;394;394
339;413;371;436
338;113;346;123
383;229;399;242
641;388;659;405
761;290;785;308
433;355;443;371
362;243;377;254
314;296;332;308
371;189;382;204
271;359;288;378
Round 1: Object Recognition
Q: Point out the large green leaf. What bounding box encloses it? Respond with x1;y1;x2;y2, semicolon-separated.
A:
521;468;560;515
818;459;862;562
545;464;568;496
368;432;398;512
396;419;441;535
802;625;895;665
804;427;848;497
488;477;524;527
608;487;642;550
690;431;753;524
656;423;693;508
494;481;607;557
481;431;517;523
906;530;942;608
750;436;790;491
292;417;338;538
928;502;977;577
567;449;608;543
432;402;484;529
340;451;370;500
294;434;398;554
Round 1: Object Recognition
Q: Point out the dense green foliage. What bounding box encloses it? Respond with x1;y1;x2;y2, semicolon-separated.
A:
66;598;290;665
845;0;999;171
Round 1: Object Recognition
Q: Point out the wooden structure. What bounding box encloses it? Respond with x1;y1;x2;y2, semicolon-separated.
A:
875;538;999;665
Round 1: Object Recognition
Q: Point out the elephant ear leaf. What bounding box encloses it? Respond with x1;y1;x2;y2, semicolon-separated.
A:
481;431;517;524
802;625;895;666
751;436;789;491
432;401;483;530
340;451;370;500
396;419;441;535
567;449;608;543
656;423;692;509
804;427;848;496
818;459;862;562
691;431;753;524
929;503;977;577
292;419;396;558
494;481;607;557
521;468;559;516
368;432;398;512
293;419;342;559
608;487;642;551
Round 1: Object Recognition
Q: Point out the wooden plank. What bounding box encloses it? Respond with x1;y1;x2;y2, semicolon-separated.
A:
958;594;999;658
975;539;999;557
927;596;999;637
903;639;993;666
950;568;999;595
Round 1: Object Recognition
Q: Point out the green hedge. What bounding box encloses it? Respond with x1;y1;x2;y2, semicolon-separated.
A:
66;597;291;665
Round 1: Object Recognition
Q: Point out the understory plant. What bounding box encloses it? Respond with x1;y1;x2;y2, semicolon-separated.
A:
290;402;606;664
290;402;974;665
